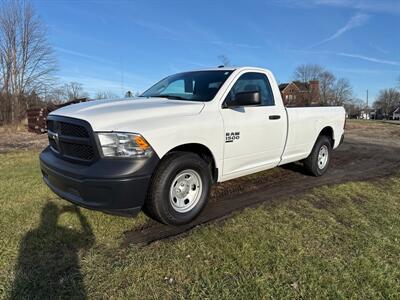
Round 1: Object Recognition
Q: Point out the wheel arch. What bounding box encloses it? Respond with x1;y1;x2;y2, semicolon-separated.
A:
163;143;218;183
318;126;334;147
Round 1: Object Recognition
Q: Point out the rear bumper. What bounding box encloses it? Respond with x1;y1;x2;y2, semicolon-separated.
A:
40;146;159;217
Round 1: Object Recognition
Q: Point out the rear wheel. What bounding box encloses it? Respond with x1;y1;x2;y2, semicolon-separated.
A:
144;152;212;225
303;135;332;176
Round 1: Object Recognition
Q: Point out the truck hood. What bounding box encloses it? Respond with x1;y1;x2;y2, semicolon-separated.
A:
50;97;205;131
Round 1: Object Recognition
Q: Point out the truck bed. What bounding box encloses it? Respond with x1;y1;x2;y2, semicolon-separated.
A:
279;106;346;165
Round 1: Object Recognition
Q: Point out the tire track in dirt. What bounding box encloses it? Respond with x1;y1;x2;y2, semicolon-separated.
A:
122;137;400;247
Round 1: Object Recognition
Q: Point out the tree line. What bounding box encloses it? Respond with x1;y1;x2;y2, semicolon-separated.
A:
43;82;119;104
0;0;125;125
292;64;354;107
373;86;400;118
0;0;55;124
291;64;400;118
1;1;399;125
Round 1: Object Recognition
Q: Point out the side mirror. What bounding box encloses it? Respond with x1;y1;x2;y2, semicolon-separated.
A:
225;91;261;108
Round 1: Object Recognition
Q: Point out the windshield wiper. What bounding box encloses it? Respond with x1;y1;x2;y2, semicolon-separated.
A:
156;95;189;100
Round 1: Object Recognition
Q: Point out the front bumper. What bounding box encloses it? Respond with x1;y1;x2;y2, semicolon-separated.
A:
40;146;159;217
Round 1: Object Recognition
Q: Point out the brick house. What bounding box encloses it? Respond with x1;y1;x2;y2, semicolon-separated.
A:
279;80;320;106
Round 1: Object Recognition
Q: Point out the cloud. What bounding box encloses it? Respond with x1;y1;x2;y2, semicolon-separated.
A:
314;0;400;14
130;18;261;51
55;47;114;65
208;41;261;49
180;60;213;68
331;67;399;75
369;43;389;55
309;13;370;48
59;74;152;96
292;48;400;66
130;19;182;40
337;52;400;66
277;0;400;14
184;22;261;50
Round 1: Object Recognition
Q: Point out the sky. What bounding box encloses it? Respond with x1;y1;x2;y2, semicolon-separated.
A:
33;0;400;102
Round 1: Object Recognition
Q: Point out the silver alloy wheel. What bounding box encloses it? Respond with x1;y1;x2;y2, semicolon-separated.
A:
169;169;202;213
318;145;329;169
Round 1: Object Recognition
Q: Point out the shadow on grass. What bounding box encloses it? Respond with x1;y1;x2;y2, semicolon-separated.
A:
10;202;94;299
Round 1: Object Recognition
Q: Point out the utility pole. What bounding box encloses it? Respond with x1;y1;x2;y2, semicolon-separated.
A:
366;89;369;119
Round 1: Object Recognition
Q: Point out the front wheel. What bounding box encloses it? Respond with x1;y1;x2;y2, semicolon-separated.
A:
144;152;212;225
303;135;332;176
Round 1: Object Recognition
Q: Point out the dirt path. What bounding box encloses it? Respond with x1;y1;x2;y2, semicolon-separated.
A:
123;136;400;246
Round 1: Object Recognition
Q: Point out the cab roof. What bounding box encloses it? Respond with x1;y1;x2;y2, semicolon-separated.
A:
184;66;269;72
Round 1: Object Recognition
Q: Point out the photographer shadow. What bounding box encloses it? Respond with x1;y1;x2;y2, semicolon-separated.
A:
10;202;95;300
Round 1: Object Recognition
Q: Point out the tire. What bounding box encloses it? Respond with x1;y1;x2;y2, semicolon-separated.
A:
144;152;212;225
303;135;332;176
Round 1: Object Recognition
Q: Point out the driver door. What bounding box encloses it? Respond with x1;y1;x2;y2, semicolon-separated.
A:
220;71;287;178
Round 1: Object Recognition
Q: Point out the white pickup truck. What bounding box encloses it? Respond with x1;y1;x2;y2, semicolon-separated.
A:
40;67;345;225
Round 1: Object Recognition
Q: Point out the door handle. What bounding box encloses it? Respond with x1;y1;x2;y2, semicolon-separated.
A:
269;115;281;120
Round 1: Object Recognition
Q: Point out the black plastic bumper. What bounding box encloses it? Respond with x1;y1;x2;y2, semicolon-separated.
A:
40;146;159;217
338;133;344;147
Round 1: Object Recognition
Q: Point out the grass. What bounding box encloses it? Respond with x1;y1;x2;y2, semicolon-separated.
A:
346;119;400;138
1;151;400;299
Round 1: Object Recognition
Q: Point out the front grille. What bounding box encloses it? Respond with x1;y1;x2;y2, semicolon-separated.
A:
60;122;89;138
61;142;95;160
47;117;96;162
47;120;89;138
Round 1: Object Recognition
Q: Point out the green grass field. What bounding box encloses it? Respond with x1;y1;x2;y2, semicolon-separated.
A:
1;151;400;299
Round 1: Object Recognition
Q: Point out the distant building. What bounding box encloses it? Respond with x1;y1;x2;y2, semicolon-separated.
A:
393;107;400;120
359;110;370;120
279;80;320;106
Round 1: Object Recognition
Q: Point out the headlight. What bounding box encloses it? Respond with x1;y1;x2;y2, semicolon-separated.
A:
96;132;153;158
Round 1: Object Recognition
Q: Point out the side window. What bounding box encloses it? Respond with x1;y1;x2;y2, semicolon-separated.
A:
227;72;275;106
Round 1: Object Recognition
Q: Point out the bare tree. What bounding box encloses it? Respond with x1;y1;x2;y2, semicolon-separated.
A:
217;55;231;67
373;88;400;118
42;82;89;104
46;86;66;104
292;64;355;106
319;71;336;105
0;0;56;123
331;78;353;106
293;64;324;82
95;90;118;100
63;82;88;101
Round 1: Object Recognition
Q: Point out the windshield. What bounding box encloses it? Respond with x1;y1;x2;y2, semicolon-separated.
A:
140;70;233;102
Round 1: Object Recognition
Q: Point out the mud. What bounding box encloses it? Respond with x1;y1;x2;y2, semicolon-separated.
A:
122;136;400;247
